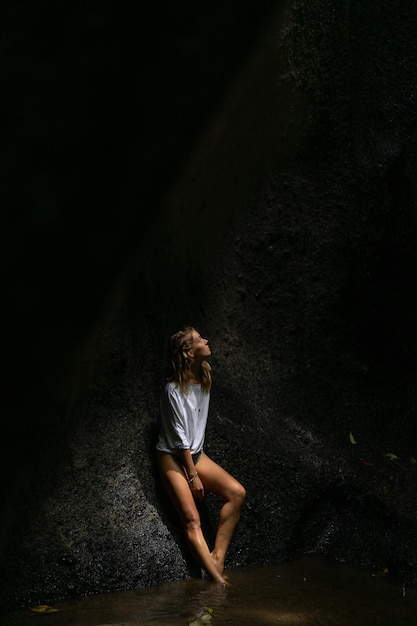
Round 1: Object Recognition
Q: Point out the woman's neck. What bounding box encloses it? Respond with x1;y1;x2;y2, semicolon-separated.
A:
188;361;202;384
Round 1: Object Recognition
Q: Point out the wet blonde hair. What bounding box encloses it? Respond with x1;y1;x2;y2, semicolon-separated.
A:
166;326;212;393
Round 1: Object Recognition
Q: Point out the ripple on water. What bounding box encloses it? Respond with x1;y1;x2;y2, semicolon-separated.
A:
4;556;417;626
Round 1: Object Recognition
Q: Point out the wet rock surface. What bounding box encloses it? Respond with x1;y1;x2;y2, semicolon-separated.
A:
2;0;417;612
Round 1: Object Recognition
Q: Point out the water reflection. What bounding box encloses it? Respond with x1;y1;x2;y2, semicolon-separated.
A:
4;556;417;625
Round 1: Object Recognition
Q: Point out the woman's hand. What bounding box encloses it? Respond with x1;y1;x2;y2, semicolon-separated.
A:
189;474;205;501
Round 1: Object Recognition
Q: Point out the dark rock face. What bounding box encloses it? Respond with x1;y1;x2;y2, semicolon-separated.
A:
2;0;417;611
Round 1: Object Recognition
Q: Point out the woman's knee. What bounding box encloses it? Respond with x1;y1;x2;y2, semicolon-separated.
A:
231;482;246;507
183;510;201;532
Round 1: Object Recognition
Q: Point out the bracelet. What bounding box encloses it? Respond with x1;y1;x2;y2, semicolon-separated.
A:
187;471;198;484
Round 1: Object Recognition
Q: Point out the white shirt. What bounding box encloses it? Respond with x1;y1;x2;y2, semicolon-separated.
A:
156;381;209;455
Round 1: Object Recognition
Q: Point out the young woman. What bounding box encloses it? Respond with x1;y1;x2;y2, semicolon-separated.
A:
156;326;246;585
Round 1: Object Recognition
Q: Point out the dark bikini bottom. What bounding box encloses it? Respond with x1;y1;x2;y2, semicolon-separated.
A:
172;449;202;465
192;450;202;465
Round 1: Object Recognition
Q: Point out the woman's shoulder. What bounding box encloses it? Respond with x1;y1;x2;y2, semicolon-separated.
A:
162;380;180;396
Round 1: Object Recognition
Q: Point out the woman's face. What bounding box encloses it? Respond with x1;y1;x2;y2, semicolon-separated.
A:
190;330;211;360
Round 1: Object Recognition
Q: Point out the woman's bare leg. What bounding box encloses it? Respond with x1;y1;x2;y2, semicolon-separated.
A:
196;452;246;576
157;452;226;584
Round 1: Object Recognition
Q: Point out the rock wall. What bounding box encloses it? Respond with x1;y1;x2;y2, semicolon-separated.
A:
2;0;417;611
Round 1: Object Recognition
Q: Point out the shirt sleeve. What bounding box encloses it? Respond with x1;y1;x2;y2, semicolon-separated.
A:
159;384;190;450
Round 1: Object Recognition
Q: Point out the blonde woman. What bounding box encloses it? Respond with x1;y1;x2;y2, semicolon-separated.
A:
156;326;246;585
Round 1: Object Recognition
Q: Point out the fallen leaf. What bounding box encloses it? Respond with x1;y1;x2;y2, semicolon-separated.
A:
358;457;374;466
372;567;389;577
30;605;59;614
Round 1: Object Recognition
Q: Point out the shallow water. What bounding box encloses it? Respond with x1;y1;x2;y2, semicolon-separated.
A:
4;556;417;626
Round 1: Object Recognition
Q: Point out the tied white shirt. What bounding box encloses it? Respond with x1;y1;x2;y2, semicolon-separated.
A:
156;381;209;455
